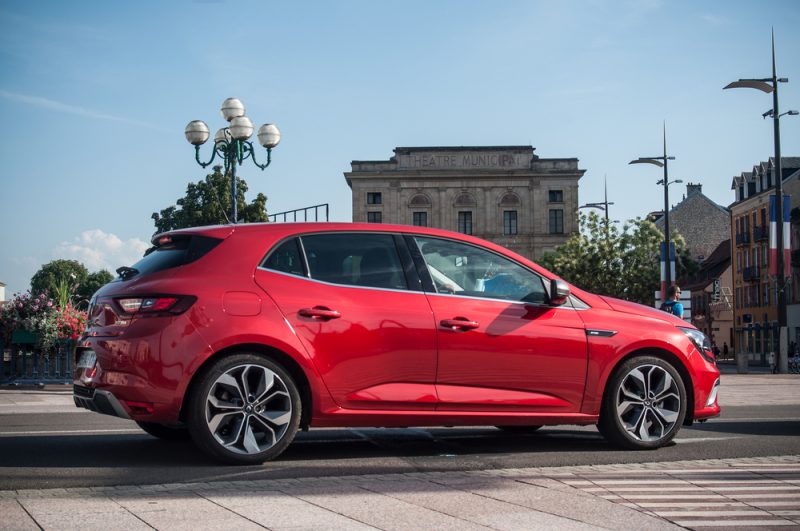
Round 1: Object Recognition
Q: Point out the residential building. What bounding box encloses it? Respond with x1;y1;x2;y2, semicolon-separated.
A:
730;157;800;363
681;240;733;354
345;146;585;260
653;183;730;262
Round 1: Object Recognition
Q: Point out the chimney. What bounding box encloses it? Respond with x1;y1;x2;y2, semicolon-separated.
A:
687;182;702;196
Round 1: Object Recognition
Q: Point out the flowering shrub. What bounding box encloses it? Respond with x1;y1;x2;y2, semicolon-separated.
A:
0;291;86;352
54;304;87;343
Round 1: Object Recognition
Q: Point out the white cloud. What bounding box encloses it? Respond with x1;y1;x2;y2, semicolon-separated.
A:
53;229;149;273
0;89;162;130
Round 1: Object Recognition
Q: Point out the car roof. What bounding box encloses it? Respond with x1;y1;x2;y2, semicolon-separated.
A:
160;222;485;244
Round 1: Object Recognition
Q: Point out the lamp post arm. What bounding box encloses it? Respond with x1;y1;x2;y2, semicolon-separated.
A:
194;145;218;169
248;145;273;171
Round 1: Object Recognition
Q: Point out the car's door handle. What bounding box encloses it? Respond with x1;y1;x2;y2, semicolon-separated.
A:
440;318;480;330
299;307;342;320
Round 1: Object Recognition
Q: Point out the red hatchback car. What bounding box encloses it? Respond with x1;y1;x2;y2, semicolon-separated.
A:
74;222;720;464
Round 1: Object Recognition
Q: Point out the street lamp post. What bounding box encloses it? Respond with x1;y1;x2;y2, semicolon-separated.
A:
724;31;798;373
630;124;680;301
579;176;615;222
185;98;280;224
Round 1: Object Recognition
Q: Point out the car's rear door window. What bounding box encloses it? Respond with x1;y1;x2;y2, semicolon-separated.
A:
262;237;306;277
301;233;408;290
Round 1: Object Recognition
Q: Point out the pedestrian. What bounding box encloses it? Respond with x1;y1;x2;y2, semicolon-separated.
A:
660;285;684;318
723;342;729;359
768;351;777;374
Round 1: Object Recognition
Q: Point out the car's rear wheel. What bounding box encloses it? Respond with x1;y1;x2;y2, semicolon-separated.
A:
136;421;190;441
187;354;301;464
598;356;686;450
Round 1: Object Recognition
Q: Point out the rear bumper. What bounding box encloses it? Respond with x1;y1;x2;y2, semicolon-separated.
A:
73;385;131;419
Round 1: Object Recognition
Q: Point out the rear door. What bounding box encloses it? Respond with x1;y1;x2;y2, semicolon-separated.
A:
255;232;439;410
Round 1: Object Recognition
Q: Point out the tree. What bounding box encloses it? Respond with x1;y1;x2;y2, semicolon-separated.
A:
539;212;698;306
152;165;268;234
76;270;115;307
30;260;88;303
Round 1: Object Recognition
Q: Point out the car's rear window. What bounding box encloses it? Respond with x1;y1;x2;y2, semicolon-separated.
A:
125;235;222;278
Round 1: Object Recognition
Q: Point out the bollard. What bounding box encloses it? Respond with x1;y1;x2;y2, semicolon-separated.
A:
736;351;749;374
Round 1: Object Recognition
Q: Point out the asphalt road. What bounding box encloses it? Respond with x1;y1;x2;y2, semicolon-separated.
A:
1;377;798;491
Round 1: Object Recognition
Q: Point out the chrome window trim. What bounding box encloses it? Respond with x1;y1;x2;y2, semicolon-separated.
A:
257;266;426;295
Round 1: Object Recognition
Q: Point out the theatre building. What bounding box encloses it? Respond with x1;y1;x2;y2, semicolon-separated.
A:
344;146;585;260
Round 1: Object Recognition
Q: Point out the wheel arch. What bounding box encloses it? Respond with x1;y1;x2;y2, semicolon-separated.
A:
179;343;313;429
601;348;695;427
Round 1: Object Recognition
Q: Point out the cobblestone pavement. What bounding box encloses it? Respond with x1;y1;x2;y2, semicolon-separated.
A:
2;456;799;530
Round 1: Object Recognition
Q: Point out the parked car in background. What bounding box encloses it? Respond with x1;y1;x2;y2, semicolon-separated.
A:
74;223;720;464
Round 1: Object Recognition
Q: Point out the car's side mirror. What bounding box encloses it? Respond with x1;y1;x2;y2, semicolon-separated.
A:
549;279;570;306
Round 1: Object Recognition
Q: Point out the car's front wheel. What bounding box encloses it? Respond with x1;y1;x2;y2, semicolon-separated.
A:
187;354;301;464
598;356;686;450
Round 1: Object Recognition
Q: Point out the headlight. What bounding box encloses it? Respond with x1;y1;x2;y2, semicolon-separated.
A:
679;327;715;364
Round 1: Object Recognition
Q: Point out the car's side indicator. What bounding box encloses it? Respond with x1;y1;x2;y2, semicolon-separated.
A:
586;329;617;337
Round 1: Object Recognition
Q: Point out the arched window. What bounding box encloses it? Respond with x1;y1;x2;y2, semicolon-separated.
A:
454;192;477;207
499;192;521;206
409;194;431;207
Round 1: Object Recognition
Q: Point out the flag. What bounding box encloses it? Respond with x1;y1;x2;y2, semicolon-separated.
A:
769;194;791;278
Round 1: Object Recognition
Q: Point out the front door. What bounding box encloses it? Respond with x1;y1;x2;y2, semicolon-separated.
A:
412;236;588;412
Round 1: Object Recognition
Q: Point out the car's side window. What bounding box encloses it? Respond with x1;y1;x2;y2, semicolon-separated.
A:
301;233;408;291
414;236;547;303
262;237;306;277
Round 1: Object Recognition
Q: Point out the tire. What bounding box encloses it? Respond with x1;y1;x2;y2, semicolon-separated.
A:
187;354;302;465
495;425;543;434
136;421;190;441
598;356;687;450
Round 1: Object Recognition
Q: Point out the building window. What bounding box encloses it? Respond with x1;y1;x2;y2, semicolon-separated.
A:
458;211;473;235
548;190;564;203
549;209;564;234
367;192;382;205
413;211;428;227
503;210;518;235
367;211;382;223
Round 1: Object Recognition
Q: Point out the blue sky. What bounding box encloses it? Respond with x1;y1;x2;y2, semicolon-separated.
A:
1;0;799;296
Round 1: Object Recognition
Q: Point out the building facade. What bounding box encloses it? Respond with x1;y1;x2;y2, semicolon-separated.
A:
682;240;734;355
653;183;731;262
345;146;585;260
730;157;800;362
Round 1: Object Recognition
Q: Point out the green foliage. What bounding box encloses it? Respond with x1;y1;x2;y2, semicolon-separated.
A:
77;270;114;308
30;262;114;311
151;165;268;234
539;212;699;306
30;260;88;304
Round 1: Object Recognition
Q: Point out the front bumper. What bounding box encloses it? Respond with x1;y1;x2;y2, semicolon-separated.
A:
693;376;721;421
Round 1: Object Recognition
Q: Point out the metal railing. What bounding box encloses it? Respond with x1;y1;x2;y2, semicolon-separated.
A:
743;266;761;281
735;232;751;246
1;342;74;384
753;225;769;241
268;204;329;223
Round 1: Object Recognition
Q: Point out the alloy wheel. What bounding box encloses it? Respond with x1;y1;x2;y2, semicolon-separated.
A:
615;364;681;443
204;363;292;455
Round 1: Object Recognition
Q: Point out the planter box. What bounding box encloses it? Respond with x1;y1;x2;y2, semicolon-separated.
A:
10;330;39;344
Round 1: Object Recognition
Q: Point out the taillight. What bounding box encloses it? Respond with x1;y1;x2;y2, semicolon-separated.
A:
115;295;195;316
